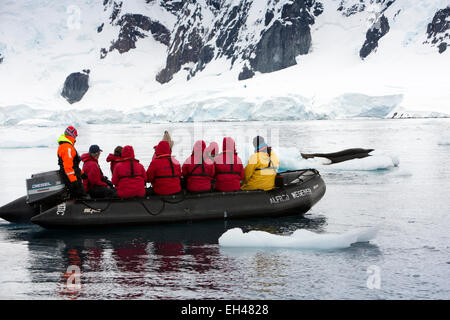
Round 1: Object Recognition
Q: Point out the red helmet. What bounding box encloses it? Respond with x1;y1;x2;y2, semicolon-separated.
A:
64;126;78;138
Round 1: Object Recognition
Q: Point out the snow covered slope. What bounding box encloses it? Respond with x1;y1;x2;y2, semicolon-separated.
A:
0;0;448;124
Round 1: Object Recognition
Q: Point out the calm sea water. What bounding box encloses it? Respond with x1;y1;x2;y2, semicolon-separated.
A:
0;119;449;299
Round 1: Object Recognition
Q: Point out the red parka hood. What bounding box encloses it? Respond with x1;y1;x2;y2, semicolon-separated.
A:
81;153;97;163
121;145;135;159
154;140;172;157
222;137;236;154
192;140;206;163
106;153;121;162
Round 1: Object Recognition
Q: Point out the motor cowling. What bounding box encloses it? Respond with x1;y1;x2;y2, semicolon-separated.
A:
26;170;68;204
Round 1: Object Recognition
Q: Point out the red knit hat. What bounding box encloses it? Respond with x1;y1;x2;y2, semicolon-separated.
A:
64;126;78;138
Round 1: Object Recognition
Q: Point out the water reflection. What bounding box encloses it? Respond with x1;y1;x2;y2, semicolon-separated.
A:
0;215;331;299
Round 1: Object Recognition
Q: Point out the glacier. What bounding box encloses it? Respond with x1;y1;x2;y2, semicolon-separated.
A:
0;93;407;126
0;0;449;123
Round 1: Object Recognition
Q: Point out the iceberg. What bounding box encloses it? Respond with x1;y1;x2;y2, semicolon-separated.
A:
0;92;405;126
438;137;450;146
0;135;54;149
218;226;380;250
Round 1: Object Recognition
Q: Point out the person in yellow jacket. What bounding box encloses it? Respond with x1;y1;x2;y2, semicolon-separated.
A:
57;126;88;199
241;136;280;191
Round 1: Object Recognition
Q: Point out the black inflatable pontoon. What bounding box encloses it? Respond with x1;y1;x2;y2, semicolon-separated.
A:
0;169;325;229
301;148;374;164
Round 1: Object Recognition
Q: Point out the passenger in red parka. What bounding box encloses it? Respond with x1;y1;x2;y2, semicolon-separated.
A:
214;137;244;192
112;145;147;198
147;140;182;195
182;140;215;193
81;145;116;198
106;146;123;175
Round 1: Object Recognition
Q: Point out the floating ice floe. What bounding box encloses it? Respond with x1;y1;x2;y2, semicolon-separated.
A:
437;138;450;146
16;119;57;127
218;226;380;250
0;135;55;149
328;155;399;171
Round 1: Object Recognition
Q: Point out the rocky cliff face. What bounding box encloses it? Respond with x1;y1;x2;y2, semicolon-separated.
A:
360;14;390;59
425;7;449;54
61;71;90;104
100;0;172;58
109;14;170;53
156;0;323;83
336;0;395;59
55;0;447;103
156;1;217;83
85;0;450;83
249;0;320;74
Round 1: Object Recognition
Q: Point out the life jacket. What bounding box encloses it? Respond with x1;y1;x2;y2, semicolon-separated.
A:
147;141;182;195
254;146;277;172
115;146;143;181
186;162;209;177
215;138;243;176
57;134;82;184
215;161;243;176
182;140;215;192
185;140;210;178
111;145;146;198
241;146;280;191
118;159;141;180
213;137;244;192
153;155;181;181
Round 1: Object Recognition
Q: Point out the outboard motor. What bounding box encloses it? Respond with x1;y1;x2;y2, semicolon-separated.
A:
26;170;67;205
0;170;69;223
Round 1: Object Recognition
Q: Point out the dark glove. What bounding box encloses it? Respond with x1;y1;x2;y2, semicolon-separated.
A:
102;176;114;188
81;172;88;180
180;177;187;189
69;181;88;199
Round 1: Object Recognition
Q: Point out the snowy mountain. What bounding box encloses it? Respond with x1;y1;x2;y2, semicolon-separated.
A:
0;0;448;125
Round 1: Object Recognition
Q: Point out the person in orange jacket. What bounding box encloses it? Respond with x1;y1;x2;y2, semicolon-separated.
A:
57;126;88;199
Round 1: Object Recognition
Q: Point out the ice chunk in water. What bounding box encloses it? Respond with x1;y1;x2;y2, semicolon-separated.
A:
218;226;380;250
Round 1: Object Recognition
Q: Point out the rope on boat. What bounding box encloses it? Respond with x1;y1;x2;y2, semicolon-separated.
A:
79;201;112;212
140;200;165;216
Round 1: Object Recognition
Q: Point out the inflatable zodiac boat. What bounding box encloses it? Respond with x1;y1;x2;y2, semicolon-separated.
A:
0;169;326;229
